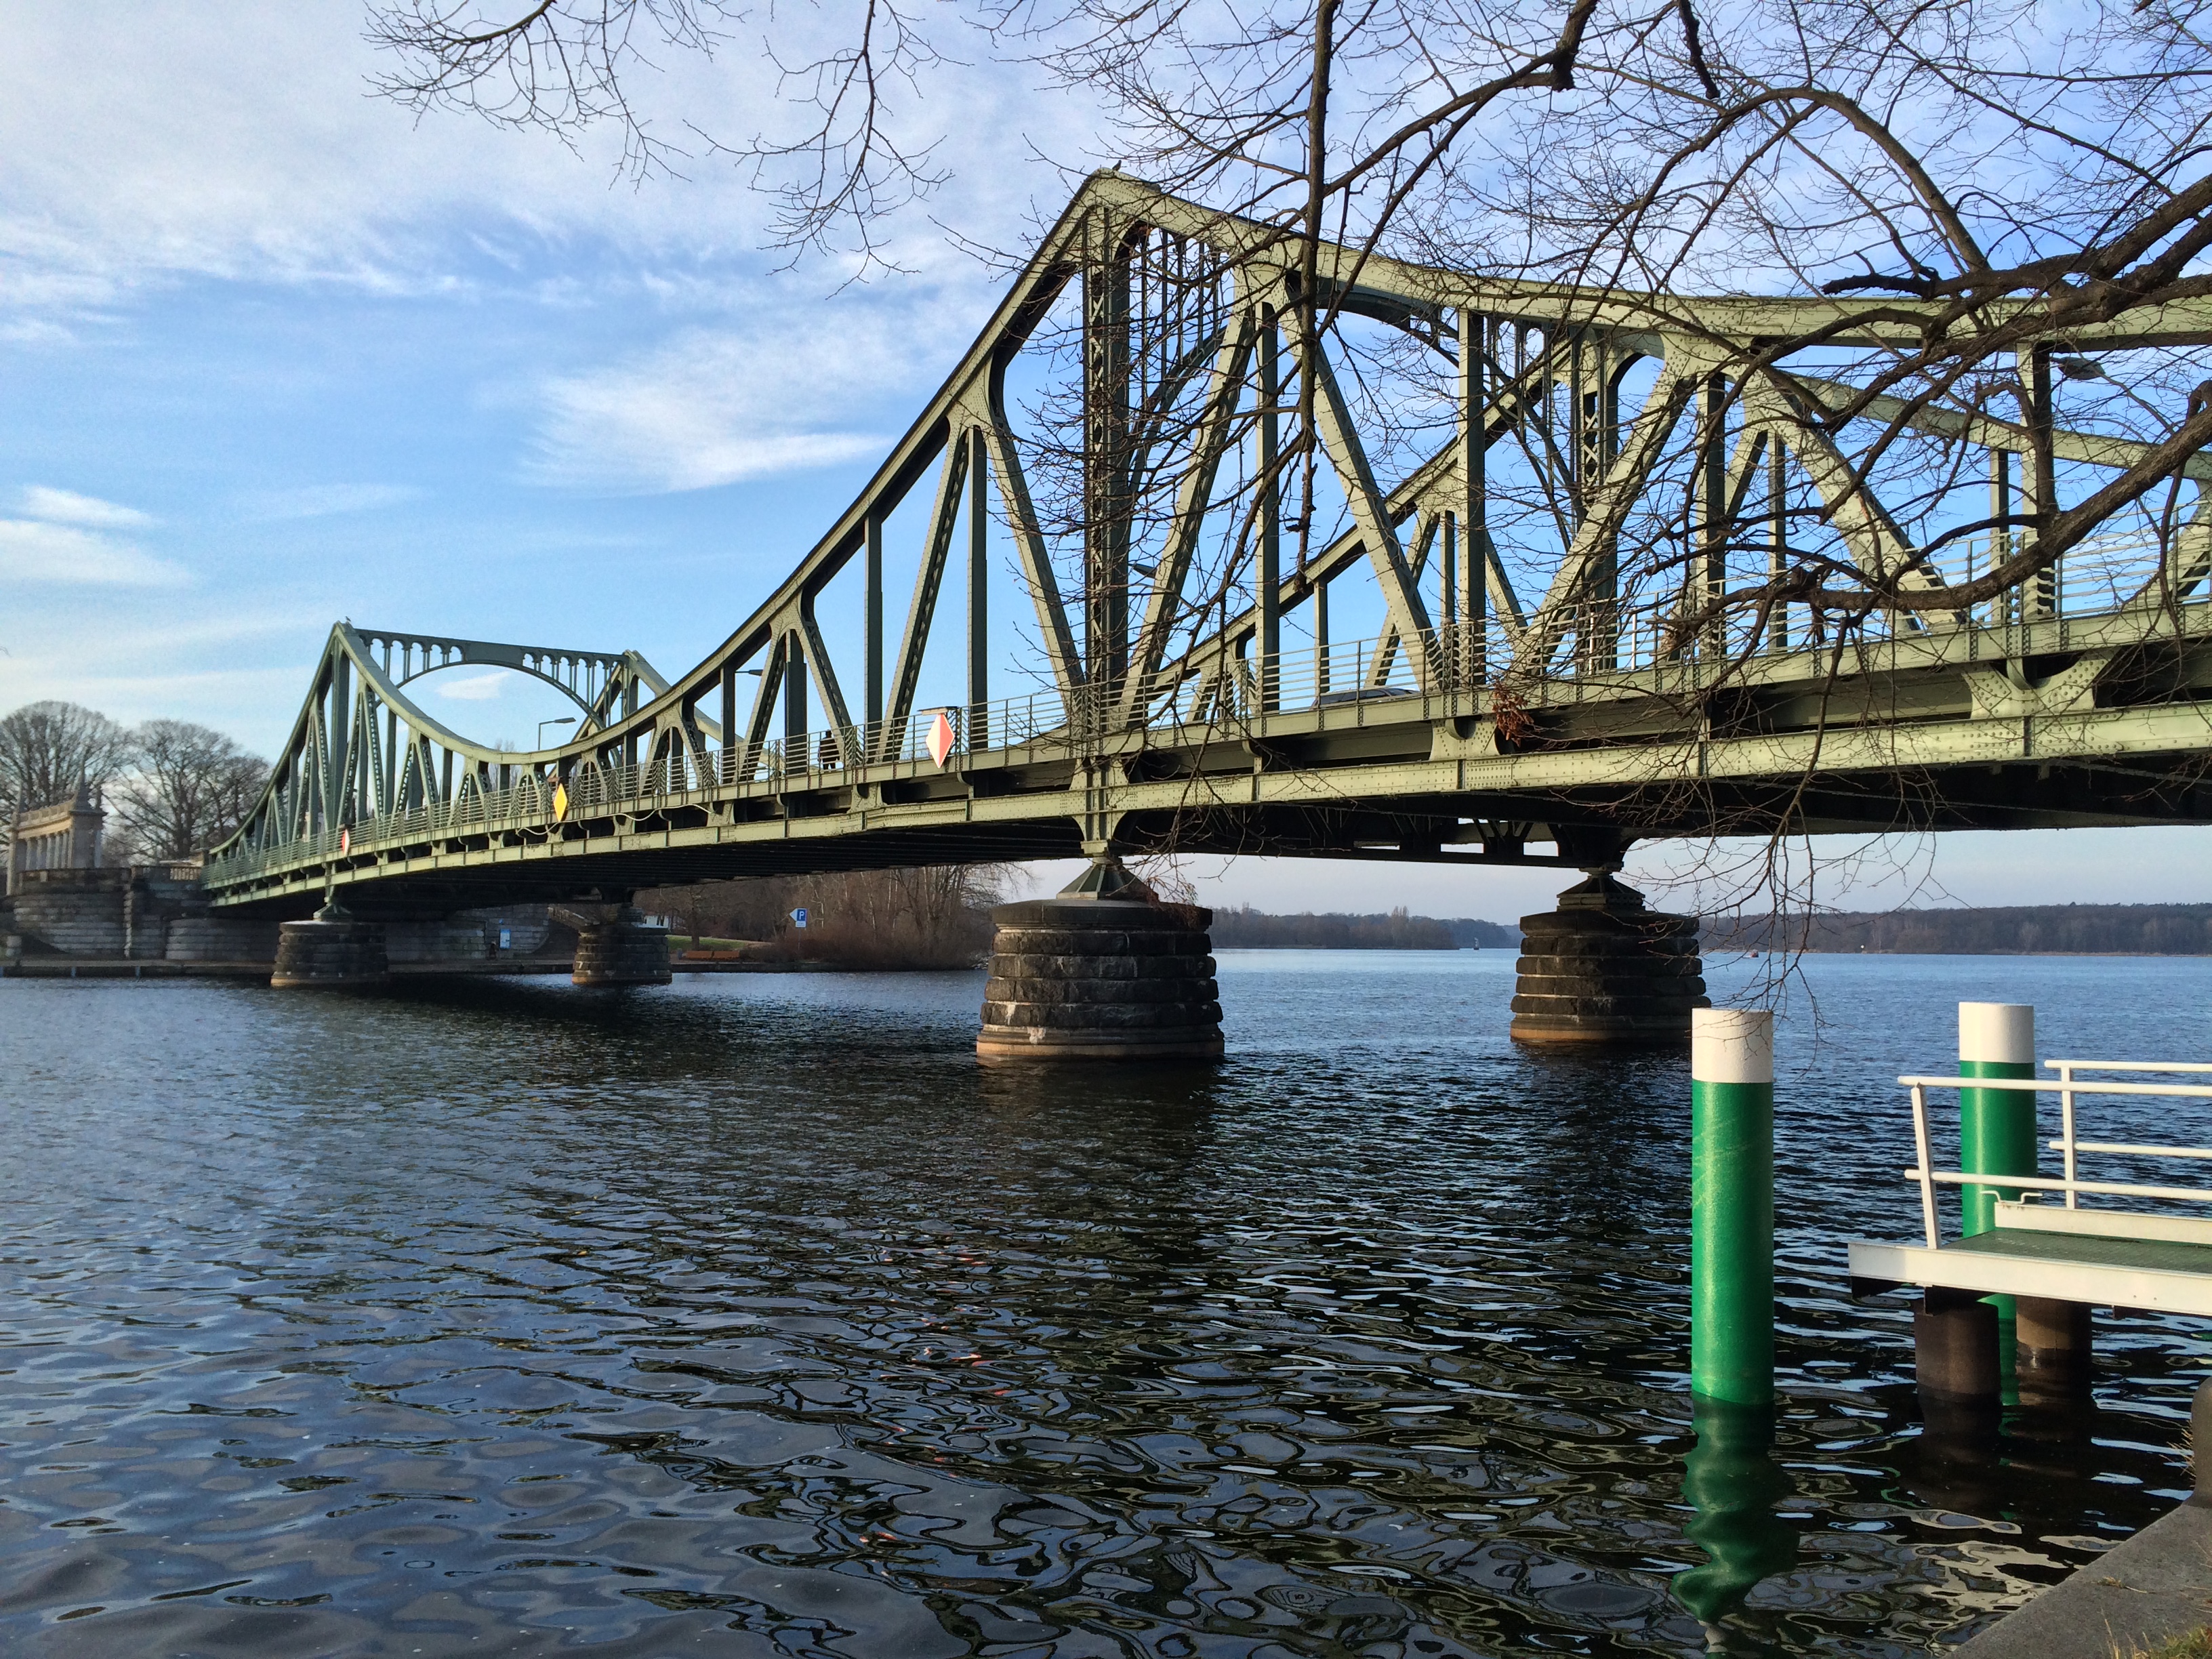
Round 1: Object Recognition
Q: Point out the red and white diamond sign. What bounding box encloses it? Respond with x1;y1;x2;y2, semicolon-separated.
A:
926;710;956;766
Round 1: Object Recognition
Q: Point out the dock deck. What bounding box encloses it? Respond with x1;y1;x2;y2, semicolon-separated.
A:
1851;1200;2212;1315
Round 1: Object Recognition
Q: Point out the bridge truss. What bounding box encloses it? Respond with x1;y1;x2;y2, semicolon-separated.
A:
205;175;2212;914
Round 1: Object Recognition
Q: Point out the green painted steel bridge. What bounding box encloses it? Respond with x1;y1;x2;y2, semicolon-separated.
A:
203;176;2212;916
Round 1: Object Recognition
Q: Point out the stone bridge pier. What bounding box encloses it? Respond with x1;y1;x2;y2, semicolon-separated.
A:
265;903;539;987
978;859;1223;1063
271;898;391;988
1509;833;1707;1046
552;903;671;987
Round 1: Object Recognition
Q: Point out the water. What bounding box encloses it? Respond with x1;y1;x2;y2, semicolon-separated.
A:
3;951;2211;1657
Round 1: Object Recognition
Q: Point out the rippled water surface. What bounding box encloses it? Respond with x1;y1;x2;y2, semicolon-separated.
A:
5;950;2212;1656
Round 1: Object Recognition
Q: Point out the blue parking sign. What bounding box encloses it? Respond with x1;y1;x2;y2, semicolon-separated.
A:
791;907;809;929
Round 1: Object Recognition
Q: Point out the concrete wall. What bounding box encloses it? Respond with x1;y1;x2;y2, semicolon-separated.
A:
165;916;281;962
452;903;554;955
6;867;511;965
384;922;489;963
9;870;130;956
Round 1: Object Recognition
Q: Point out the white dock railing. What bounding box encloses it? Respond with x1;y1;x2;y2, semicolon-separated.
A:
1899;1062;2212;1248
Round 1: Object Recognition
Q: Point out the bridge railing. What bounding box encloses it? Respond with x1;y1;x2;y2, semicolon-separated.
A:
1908;525;2179;621
1528;525;2200;668
688;628;1469;793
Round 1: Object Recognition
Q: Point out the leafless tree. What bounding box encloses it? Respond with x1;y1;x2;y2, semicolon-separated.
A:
369;0;2210;625
365;0;951;264
998;0;2211;935
367;1;2212;927
367;1;732;180
108;720;272;863
638;863;1009;965
0;701;134;840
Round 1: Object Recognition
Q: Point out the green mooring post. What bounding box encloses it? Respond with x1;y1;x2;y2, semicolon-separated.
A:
1959;1002;2036;1236
1692;1008;1776;1407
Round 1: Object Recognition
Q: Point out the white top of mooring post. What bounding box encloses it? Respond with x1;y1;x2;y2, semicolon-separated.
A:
1959;1002;2034;1065
1692;1008;1774;1085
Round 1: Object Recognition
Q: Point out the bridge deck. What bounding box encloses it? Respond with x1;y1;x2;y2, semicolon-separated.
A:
204;605;2212;912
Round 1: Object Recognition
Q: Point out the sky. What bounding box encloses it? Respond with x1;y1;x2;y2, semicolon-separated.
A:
4;3;2206;920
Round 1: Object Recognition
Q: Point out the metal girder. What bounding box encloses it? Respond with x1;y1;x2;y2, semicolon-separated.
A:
882;421;974;754
204;173;2212;909
1304;322;1436;680
1121;307;1257;722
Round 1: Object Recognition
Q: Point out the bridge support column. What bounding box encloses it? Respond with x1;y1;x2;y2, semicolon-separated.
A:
569;907;672;987
977;861;1223;1063
270;899;390;989
1509;869;1706;1046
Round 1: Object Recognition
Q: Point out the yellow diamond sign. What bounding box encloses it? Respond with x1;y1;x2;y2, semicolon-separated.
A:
552;781;570;819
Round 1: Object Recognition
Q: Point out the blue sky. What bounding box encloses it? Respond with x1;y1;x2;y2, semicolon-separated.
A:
3;3;2205;918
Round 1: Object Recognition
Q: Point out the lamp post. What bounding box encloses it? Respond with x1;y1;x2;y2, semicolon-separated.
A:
537;717;576;748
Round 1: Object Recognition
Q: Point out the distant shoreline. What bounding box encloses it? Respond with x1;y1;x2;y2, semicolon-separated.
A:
1207;903;2212;957
1702;903;2212;957
1209;906;1515;950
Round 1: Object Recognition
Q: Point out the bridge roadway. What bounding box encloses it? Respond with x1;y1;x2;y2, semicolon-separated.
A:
201;603;2212;916
201;173;2212;918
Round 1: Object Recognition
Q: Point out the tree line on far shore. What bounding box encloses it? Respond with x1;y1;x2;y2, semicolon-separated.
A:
1211;907;1517;950
626;884;2212;965
623;885;1525;968
1217;904;2212;956
0;700;268;864
634;867;1006;970
1705;906;2212;958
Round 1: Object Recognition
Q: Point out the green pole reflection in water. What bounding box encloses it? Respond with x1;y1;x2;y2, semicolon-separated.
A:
1676;1396;1799;1647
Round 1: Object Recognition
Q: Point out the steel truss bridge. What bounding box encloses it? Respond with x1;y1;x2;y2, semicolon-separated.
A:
204;176;2212;916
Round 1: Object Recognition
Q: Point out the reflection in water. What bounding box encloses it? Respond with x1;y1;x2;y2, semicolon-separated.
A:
1;950;2207;1655
1677;1399;1797;1647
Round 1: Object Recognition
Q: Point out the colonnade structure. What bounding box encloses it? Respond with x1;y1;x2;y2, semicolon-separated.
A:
203;173;2212;1048
6;780;103;895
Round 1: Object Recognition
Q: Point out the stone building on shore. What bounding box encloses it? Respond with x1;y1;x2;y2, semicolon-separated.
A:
3;787;550;966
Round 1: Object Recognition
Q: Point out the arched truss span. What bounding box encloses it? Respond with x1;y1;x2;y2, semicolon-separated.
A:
354;629;670;733
221;624;683;857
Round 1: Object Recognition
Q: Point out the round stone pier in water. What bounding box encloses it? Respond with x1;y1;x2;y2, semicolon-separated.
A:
978;883;1223;1063
270;901;390;989
1509;870;1707;1046
573;914;672;986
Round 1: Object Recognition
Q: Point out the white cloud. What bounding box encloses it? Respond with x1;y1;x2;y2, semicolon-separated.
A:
239;483;422;522
19;485;154;528
434;670;510;701
0;519;186;586
0;3;1086;332
0;3;1109;756
525;300;971;492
